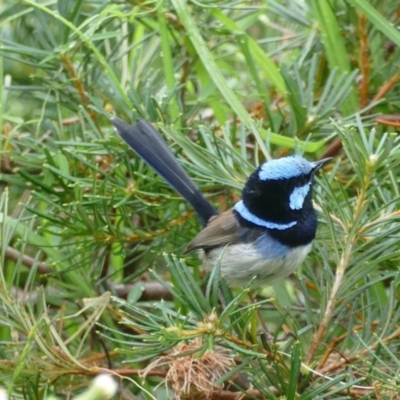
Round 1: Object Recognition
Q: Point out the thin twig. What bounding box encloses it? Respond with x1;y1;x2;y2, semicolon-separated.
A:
306;171;369;364
305;244;352;364
371;68;400;104
112;281;173;301
375;115;400;128
319;325;400;374
317;321;379;370
5;246;51;274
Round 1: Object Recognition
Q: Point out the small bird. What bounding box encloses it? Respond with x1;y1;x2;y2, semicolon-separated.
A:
112;118;330;287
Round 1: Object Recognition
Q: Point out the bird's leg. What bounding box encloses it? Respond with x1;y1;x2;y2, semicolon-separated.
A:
249;293;296;343
248;293;275;342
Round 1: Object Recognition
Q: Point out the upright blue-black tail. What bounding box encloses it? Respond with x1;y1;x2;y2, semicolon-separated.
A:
112;118;218;226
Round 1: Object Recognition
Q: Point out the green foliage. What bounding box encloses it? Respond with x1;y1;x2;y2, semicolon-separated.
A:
0;0;400;399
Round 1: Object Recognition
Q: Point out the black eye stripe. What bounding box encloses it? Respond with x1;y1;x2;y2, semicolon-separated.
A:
285;174;311;186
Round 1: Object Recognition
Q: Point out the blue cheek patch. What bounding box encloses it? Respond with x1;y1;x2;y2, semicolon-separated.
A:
289;182;311;210
234;201;297;230
258;156;313;181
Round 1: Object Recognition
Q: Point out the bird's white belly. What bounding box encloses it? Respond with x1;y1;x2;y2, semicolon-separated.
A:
200;242;312;287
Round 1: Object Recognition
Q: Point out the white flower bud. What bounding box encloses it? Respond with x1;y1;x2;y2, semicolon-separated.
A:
369;153;378;165
92;375;118;399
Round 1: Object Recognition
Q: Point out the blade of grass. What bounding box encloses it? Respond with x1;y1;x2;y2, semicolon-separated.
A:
171;0;270;157
22;0;131;108
348;0;400;47
287;341;301;400
157;0;181;125
211;8;286;96
171;0;334;154
310;0;359;114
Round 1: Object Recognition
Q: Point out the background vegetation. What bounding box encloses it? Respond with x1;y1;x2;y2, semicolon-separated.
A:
1;0;400;398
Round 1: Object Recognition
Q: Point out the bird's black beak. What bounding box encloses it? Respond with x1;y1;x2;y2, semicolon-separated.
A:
311;157;332;174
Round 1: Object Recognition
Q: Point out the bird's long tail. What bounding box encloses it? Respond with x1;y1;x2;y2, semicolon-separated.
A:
112;118;218;226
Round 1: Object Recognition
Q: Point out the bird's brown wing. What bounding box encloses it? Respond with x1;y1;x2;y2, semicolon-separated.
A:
184;209;247;253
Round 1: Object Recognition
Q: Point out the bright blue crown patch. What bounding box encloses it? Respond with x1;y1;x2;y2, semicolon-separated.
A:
258;156;313;181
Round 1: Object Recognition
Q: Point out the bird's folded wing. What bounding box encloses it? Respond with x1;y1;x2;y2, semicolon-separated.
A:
184;209;259;253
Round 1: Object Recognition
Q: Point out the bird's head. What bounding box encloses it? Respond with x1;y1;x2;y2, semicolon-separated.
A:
234;156;331;230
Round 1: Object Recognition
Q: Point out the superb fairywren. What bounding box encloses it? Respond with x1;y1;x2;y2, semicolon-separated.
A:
112;118;330;287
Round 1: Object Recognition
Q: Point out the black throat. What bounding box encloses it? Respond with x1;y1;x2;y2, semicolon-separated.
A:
236;169;318;247
235;207;317;247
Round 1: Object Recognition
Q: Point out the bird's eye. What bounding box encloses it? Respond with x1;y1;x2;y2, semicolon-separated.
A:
297;175;310;186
